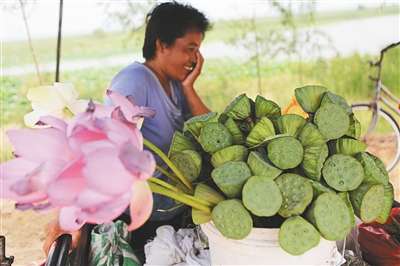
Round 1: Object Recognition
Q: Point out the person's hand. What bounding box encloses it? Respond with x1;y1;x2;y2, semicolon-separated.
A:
182;51;204;90
42;219;81;256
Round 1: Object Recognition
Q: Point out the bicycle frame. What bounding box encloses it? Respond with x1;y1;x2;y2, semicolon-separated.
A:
380;83;400;116
364;42;400;135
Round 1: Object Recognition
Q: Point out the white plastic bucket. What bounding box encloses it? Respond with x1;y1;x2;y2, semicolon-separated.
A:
201;222;339;265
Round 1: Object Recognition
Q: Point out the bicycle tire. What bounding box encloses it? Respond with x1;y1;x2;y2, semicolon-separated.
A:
352;103;400;172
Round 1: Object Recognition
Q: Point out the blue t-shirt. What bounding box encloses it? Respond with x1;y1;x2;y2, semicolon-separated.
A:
108;62;191;221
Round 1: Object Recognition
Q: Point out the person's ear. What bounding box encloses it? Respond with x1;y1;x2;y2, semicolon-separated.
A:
155;39;167;54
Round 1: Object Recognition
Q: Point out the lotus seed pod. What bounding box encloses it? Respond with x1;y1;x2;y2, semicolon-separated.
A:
376;182;394;224
194;183;225;206
322;154;364;191
274;114;307;137
306;192;352;241
224;117;245;144
275;173;313;217
295;85;327;113
198;122;233;153
335;138;367;156
349;182;385;223
247;151;282;179
224;93;252;120
338;192;356;227
356;152;389;185
301;144;329;181
168;131;197;157
236;119;254;135
298;123;326;147
242;176;283;217
192;183;225;225
314;103;350;140
212;199;253;240
267;136;304;169
246;117;276;147
170;150;202;181
308;179;334;199
320;91;352;115
255;95;281;119
211;161;252;198
192;209;211;225
346;114;361;139
279;216;320;256
211;145;248;168
183;112;219;139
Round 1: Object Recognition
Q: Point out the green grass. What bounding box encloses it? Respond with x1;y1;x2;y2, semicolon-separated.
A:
3;5;398;68
3;31;143;68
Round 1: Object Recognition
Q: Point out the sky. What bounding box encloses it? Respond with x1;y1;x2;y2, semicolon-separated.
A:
0;0;396;42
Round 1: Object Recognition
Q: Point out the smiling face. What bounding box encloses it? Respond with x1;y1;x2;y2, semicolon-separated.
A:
157;31;203;81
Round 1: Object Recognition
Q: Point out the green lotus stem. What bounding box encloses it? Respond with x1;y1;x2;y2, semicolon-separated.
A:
148;177;211;207
156;165;181;184
149;177;212;207
148;177;180;193
148;181;211;213
155;165;192;194
180;193;213;207
144;138;193;191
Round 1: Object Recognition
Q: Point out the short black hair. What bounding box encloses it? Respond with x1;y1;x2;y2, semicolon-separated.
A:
142;1;211;60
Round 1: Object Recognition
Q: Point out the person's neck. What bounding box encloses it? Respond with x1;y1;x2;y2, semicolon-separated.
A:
144;60;172;97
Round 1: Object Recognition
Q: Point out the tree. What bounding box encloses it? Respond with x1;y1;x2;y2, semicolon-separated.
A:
228;1;336;94
3;0;42;84
100;0;155;41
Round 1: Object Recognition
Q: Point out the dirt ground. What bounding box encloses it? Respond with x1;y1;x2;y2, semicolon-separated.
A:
1;135;399;266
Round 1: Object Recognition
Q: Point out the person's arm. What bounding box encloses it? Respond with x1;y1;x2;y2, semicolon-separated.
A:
43;212;81;255
182;87;210;116
181;51;210;116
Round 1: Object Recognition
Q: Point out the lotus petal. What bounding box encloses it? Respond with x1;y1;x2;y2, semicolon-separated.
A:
128;180;153;231
7;128;72;162
83;148;133;195
59;206;86;231
119;142;156;180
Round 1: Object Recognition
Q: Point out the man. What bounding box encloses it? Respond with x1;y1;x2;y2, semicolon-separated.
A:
44;2;211;262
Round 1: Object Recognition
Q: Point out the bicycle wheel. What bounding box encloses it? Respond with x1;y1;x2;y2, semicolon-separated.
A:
352;103;400;172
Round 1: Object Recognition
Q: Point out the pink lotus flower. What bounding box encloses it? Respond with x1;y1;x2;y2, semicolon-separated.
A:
0;91;156;231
